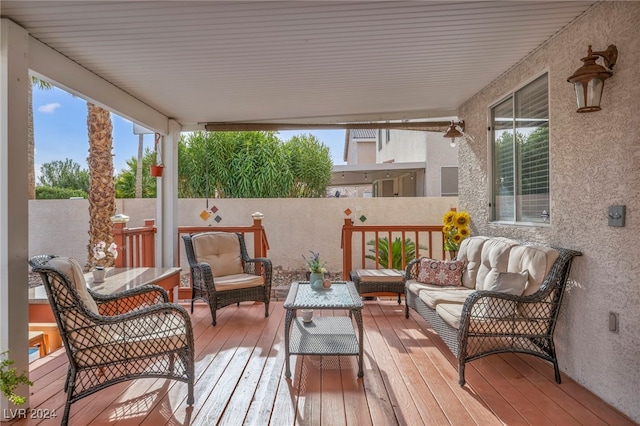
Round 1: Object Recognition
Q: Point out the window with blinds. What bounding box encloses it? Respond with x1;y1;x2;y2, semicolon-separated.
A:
491;73;549;223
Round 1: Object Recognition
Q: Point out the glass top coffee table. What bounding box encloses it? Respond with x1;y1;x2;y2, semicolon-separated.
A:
283;281;364;378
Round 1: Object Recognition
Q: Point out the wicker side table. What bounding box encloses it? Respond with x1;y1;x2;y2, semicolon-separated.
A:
283;281;364;378
350;269;406;304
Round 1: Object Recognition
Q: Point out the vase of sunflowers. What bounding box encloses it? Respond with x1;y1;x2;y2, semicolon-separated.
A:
442;210;471;259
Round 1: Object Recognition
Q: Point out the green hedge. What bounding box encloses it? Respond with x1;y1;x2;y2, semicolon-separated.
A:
35;186;87;200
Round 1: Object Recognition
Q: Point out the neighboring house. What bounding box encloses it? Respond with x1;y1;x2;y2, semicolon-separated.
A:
330;128;458;197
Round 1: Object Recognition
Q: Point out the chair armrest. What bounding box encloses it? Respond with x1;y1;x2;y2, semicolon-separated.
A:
458;290;548;339
405;258;421;280
90;285;170;316
244;257;273;278
189;261;217;295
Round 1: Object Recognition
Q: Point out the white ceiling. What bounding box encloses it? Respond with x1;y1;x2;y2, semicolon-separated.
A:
2;1;596;129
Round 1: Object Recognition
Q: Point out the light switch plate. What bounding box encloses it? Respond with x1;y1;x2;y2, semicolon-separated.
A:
608;205;625;227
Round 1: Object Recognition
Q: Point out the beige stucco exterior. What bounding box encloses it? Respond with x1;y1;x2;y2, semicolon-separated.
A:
458;2;639;421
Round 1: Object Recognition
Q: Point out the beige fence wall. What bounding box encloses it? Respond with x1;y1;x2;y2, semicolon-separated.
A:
29;197;457;273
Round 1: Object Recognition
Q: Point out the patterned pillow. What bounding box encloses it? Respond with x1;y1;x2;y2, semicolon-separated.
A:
417;259;466;286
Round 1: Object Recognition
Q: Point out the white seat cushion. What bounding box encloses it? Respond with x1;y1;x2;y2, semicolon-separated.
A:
214;273;264;291
356;269;404;282
419;287;475;309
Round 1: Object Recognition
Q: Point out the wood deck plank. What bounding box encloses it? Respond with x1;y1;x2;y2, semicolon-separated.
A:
358;305;398;426
407;308;536;426
362;303;433;425
243;306;289;425
218;302;285;425
517;354;637;426
383;303;492;426
10;301;633;426
367;302;454;425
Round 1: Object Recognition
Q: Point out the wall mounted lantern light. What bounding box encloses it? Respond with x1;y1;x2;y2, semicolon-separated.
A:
443;120;465;147
567;44;618;113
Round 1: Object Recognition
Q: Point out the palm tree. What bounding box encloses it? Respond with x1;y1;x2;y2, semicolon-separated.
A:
28;77;52;199
365;237;425;270
86;103;116;269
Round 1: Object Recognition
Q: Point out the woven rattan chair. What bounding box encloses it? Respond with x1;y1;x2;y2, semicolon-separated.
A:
182;232;272;326
29;255;195;426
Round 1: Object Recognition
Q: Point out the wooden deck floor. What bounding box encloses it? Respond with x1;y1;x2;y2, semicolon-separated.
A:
12;300;635;426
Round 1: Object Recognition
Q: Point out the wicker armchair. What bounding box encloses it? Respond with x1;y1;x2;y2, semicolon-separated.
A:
29;255;194;426
182;232;272;326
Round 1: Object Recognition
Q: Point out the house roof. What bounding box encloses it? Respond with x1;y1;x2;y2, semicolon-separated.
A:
350;129;377;140
1;1;596;131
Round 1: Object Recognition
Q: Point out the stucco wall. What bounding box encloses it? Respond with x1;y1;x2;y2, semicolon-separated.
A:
458;2;639;421
29;197;457;275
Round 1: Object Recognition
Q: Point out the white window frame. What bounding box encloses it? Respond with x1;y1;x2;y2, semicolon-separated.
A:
488;71;551;226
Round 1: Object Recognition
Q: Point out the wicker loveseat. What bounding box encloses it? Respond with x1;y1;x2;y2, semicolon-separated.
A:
404;236;581;385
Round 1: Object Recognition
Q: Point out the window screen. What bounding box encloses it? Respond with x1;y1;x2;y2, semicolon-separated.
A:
491;74;549;223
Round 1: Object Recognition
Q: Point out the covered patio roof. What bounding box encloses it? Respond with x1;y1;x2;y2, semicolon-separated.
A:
2;1;596;131
0;1;600;411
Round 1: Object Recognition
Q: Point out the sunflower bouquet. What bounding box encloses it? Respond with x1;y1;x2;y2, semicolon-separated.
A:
442;210;471;252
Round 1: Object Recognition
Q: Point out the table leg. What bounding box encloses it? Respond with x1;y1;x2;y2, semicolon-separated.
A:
353;308;364;378
284;309;294;378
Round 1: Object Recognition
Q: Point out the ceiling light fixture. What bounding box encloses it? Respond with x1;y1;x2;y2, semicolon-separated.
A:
567;44;618;113
443;120;465;147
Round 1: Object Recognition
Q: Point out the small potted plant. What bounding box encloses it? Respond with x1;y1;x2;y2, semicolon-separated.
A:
303;251;327;290
150;132;164;177
91;241;118;282
0;351;32;406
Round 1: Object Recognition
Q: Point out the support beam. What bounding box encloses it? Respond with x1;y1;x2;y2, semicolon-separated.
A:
0;18;30;412
157;120;180;267
204;121;462;132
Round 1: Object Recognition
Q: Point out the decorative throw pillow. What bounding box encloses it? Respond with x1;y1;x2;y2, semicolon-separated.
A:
417;259;466;286
483;270;529;318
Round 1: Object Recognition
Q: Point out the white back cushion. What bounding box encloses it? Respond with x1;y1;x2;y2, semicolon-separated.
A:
507;245;559;295
476;237;519;290
192;232;244;277
457;236;488;289
48;257;99;314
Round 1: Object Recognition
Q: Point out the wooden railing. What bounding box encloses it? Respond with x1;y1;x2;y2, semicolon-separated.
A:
112;219;156;268
340;218;445;280
176;215;270;267
112;215;269;269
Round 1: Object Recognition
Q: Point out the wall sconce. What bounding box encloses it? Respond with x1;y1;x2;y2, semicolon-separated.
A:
364;172;368;180
443;120;465;147
567;44;618;113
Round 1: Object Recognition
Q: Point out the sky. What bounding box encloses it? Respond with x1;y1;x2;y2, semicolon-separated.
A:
32;85;346;180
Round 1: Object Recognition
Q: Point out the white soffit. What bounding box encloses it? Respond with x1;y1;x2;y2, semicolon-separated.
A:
1;1;595;128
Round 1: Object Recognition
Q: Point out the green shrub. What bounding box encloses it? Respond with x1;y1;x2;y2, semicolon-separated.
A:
365;237;425;269
35;186;87;199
